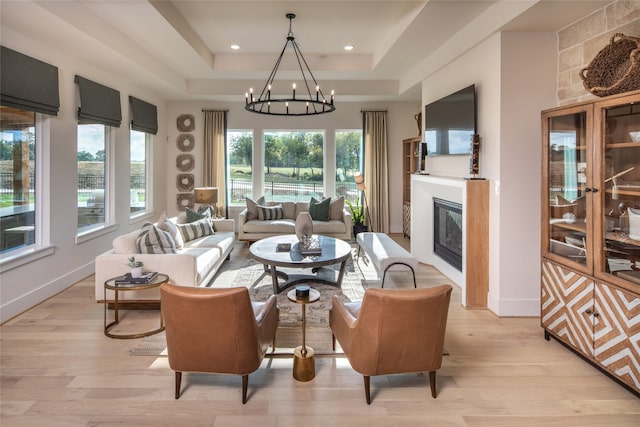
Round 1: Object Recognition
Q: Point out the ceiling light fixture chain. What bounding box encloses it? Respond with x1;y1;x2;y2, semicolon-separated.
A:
244;13;335;117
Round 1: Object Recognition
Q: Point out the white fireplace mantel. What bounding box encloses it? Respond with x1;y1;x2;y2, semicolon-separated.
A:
411;174;489;308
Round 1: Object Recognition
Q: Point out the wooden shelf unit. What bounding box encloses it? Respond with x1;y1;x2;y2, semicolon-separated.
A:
402;136;421;238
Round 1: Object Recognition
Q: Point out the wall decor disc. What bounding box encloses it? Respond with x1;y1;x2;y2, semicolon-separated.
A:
176;193;194;211
176;154;195;172
177;114;195;132
176;134;195;152
176;174;194;192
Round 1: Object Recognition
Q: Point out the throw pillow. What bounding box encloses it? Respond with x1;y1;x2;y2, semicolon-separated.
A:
309;196;331;221
329;196;345;220
136;222;177;254
245;196;265;221
157;217;184;250
185;206;211;223
257;204;284;221
177;217;214;242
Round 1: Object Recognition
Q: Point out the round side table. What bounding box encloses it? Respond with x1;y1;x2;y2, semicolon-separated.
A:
104;273;169;339
287;287;321;382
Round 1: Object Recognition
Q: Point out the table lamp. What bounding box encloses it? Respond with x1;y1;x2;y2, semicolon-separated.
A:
194;187;219;217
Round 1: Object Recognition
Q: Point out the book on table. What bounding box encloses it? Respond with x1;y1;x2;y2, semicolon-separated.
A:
115;272;158;284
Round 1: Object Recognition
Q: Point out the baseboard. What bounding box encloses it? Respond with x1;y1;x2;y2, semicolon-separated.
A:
1;262;94;324
487;291;540;317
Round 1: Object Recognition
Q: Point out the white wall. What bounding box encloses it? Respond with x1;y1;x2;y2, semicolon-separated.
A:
0;30;169;323
420;31;557;316
164;101;418;233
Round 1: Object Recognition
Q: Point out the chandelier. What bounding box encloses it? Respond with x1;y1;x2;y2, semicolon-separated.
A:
244;13;335;116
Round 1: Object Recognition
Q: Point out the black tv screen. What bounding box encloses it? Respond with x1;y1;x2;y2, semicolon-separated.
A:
424;84;476;155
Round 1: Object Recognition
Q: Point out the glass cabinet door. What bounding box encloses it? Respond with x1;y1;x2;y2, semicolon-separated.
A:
596;97;640;289
542;107;592;273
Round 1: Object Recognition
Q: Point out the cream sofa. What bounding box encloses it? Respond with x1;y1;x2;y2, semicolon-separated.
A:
95;214;235;302
238;200;352;242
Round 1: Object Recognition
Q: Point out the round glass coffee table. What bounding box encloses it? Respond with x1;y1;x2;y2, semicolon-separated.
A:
249;234;352;294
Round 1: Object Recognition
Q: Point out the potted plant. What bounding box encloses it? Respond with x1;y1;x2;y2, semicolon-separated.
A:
346;199;368;237
127;256;144;278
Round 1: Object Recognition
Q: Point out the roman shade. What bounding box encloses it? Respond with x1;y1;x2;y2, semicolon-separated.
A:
0;46;60;115
129;96;158;134
74;75;121;127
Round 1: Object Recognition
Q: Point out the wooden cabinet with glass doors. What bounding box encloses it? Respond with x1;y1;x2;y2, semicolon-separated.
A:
541;90;640;395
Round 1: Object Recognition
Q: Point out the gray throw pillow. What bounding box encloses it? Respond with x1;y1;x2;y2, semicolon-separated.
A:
309;197;331;221
257;204;284;220
245;196;265;220
185;207;211;223
177;217;214;242
136;222;177;254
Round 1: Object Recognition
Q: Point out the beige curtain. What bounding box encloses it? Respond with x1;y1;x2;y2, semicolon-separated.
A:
363;111;389;233
203;110;227;210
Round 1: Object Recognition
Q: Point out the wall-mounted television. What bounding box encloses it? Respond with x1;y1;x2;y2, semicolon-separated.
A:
424;84;476;156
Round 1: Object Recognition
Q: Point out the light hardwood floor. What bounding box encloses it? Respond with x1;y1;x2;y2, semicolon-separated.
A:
1;235;639;426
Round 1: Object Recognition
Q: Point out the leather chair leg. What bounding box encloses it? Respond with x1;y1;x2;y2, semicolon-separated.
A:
363;375;371;404
429;371;437;398
242;374;249;404
332;334;336;351
174;371;182;399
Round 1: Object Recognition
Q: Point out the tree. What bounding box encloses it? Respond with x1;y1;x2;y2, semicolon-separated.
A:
94;150;105;161
77;151;95;161
264;134;281;175
229;134;252;166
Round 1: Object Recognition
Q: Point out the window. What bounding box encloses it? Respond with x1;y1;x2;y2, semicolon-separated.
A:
130;130;150;214
77;124;108;231
335;129;363;204
0;106;36;253
227;130;253;205
263;131;324;201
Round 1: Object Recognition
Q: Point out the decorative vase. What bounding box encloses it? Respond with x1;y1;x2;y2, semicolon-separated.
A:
130;267;143;278
295;212;313;242
353;225;368;238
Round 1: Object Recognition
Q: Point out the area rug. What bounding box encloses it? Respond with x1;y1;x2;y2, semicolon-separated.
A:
212;245;366;327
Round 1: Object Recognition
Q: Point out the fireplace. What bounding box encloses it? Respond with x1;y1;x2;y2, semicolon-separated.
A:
433;198;463;271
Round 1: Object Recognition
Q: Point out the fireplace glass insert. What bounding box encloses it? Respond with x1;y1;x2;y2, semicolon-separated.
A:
433;198;463;271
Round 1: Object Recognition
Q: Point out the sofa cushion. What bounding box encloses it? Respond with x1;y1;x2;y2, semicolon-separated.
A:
309;197;331;221
185;206;211;223
157;213;184;250
269;201;296;219
136;223;177;254
245;196;266;220
177;218;214;242
329;196;345;220
312;220;347;234
112;229;141;254
257;204;284;220
243;219;295;233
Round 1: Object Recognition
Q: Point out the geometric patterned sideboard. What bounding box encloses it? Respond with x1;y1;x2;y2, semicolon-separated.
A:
542;260;640;393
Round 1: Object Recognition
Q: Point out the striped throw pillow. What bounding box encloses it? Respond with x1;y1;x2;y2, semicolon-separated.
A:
177;217;214;242
136;223;177;254
257;204;284;221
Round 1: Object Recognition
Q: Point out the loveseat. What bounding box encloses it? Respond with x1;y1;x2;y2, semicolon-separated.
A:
95;212;235;302
237;197;352;242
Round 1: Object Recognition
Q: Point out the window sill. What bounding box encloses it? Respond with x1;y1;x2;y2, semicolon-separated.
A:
129;210;155;225
0;244;55;273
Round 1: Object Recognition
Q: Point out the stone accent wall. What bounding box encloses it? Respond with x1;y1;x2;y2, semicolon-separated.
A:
557;1;640;105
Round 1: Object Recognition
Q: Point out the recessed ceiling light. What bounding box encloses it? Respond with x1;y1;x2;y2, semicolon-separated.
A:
230;44;240;50
344;45;354;51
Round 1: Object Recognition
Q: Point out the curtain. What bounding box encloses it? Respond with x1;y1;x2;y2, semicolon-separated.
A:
203;110;227;213
363;111;389;233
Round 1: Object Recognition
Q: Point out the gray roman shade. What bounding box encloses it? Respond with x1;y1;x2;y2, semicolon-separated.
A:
0;46;60;115
74;75;122;127
129;96;158;134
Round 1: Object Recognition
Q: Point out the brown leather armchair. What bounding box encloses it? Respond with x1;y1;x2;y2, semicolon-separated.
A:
329;285;452;403
160;284;278;404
